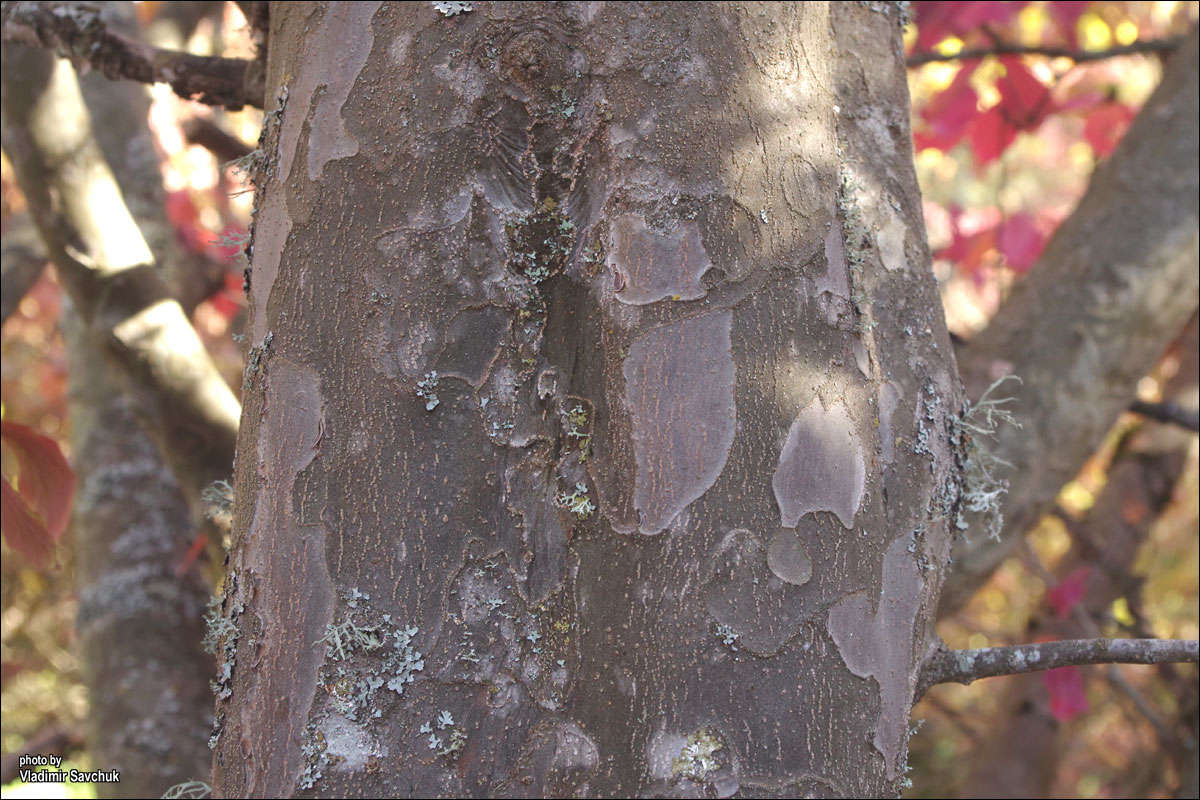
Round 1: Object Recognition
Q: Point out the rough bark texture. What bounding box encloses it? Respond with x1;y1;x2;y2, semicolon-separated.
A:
941;27;1200;615
214;4;964;797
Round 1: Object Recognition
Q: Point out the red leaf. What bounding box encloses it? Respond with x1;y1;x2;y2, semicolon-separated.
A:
997;213;1047;272
166;190;206;255
996;57;1054;130
208;272;246;320
1083;102;1136;157
1;478;53;568
1046;566;1091;618
936;206;1001;278
967;106;1019;166
915;1;1027;51
916;65;980;152
1042;666;1089;722
1;420;75;568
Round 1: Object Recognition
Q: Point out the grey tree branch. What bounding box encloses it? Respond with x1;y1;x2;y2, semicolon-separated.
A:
1;0;264;108
906;35;1185;67
917;638;1200;700
1;39;241;504
941;27;1200;615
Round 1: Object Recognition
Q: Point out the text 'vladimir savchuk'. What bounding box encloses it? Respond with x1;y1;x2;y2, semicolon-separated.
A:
17;753;120;783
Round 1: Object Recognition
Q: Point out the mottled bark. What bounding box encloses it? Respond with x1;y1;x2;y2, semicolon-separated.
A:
214;4;964;798
941;27;1200;615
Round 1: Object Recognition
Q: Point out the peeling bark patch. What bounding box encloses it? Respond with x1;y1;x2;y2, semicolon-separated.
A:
878;381;901;466
703;529;816;656
438;306;507;386
766;528;812;586
243;357;334;797
772;398;864;529
877;205;908;272
608;214;712;305
502;457;570;602
827;536;924;780
516;719;600;797
816;221;854;326
625;310;735;534
306;2;378;181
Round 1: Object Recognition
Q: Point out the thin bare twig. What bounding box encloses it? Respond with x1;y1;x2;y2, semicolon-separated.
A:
917;638;1199;699
907;35;1185;67
1129;400;1200;433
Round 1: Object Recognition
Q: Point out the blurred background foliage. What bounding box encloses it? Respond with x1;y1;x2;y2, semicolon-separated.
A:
1;1;1196;797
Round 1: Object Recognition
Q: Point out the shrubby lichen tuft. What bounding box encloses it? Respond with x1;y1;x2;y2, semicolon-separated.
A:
953;375;1021;539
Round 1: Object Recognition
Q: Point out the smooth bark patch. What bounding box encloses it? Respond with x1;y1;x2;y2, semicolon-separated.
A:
243;357;335;796
827;535;925;780
766;527;813;586
878;381;902;466
608;214;712;305
772;397;865;529
625;310;735;534
704;529;819;656
305;3;377;180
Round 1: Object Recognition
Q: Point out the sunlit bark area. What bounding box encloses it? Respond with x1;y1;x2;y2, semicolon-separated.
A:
213;4;964;796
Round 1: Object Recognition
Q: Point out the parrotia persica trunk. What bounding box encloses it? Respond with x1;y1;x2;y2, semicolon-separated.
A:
213;3;965;797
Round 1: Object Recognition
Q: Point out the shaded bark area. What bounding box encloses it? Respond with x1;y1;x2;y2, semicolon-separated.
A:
215;3;962;798
941;27;1200;614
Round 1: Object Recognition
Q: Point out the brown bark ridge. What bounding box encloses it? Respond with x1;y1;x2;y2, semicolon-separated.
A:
1;41;241;506
214;3;965;797
941;26;1200;615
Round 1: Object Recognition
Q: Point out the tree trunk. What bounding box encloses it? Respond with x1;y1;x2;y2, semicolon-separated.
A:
212;4;965;797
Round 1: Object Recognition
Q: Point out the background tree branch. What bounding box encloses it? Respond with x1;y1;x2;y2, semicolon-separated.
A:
918;638;1200;699
940;27;1200;614
954;324;1199;797
1;41;241;505
1129;399;1200;432
907;35;1185;66
1;0;263;108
